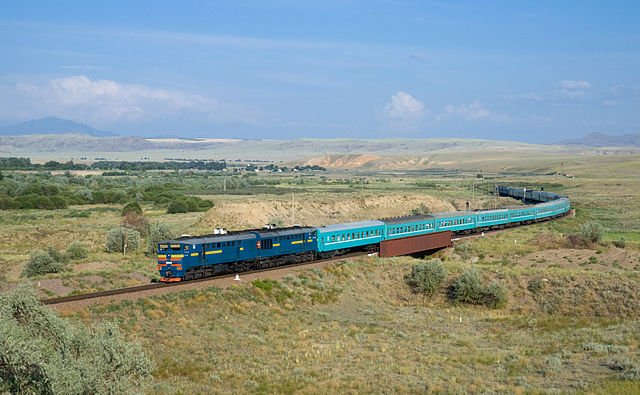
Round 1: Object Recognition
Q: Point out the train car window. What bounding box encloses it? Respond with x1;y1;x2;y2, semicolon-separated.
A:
332;235;336;242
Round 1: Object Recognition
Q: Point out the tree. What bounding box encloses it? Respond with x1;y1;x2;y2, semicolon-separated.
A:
106;227;141;254
122;212;150;237
147;223;175;254
121;201;143;217
0;284;153;393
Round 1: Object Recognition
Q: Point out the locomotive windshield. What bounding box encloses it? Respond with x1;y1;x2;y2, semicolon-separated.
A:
158;244;168;251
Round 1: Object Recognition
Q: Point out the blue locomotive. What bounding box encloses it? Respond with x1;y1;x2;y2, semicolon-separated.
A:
158;185;570;282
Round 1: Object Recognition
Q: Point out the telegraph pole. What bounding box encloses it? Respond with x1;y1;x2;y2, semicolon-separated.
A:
292;193;295;226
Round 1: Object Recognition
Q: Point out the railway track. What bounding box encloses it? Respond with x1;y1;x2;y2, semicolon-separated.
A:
41;210;572;307
40;251;372;306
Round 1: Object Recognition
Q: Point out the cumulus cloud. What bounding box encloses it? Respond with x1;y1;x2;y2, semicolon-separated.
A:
558;80;592;89
382;91;427;121
437;100;495;121
0;75;261;125
552;80;593;100
507;92;544;104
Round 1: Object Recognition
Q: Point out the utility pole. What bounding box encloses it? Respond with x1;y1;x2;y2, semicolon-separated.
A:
472;181;475;209
223;177;226;191
292;193;295;226
123;225;128;256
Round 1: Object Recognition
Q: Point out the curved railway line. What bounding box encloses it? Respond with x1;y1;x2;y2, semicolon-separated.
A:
40;208;572;308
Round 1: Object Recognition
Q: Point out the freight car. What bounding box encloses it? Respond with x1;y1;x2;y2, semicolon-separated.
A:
158;185;570;282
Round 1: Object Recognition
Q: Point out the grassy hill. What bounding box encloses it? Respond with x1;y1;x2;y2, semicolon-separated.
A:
3;135;640;166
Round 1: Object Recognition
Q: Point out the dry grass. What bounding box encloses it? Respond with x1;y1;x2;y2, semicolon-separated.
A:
68;256;640;393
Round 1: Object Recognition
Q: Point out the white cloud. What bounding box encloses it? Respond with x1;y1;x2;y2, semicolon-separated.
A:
0;75;261;125
554;89;587;99
558;80;592;89
551;80;593;101
382;91;427;120
438;100;496;121
507;92;544;103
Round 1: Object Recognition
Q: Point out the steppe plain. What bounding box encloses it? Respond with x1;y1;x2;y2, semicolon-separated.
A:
1;137;639;393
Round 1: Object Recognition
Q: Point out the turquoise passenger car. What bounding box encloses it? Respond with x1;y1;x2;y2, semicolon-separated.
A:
316;220;385;253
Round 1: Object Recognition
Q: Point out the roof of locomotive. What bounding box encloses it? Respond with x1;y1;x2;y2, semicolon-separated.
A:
163;225;316;244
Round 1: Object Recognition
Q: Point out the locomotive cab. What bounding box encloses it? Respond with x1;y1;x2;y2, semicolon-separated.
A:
157;242;187;282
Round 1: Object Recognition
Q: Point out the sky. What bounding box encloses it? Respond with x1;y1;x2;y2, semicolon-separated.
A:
1;0;639;142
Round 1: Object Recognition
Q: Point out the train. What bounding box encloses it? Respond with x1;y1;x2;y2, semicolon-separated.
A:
157;186;570;282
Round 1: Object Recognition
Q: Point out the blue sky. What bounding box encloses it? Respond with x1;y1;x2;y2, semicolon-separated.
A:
1;0;639;142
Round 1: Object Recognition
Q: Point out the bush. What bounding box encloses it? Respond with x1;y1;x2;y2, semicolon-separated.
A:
121;201;143;217
268;216;286;228
454;242;472;260
147;223;174;254
106;227;141;254
527;277;546;294
405;259;446;297
581;221;603;244
0;284;153;393
449;269;484;305
21;250;65;277
74;188;93;202
449;269;508;309
410;203;431;216
167;199;188;214
65;241;89;260
482;281;508;308
46;246;68;265
122;212;150;237
613;237;626;249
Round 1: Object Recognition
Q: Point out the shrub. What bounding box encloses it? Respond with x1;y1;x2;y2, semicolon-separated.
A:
64;209;90;218
0;284;153;393
613;237;626;249
449;269;484;305
147;223;174;254
65;241;89;260
167;199;188;214
46;246;68;265
121;201;143;217
405;259;446;297
122;212;150;237
21;250;64;277
106;227;141;254
527;277;546;294
581;221;603;244
449;269;508;309
74;188;93;202
410;203;431;216
268;216;286;228
454;242;472;260
482;281;508;308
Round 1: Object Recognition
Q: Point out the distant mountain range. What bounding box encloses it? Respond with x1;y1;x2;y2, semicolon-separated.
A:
0;116;117;137
559;132;640;147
